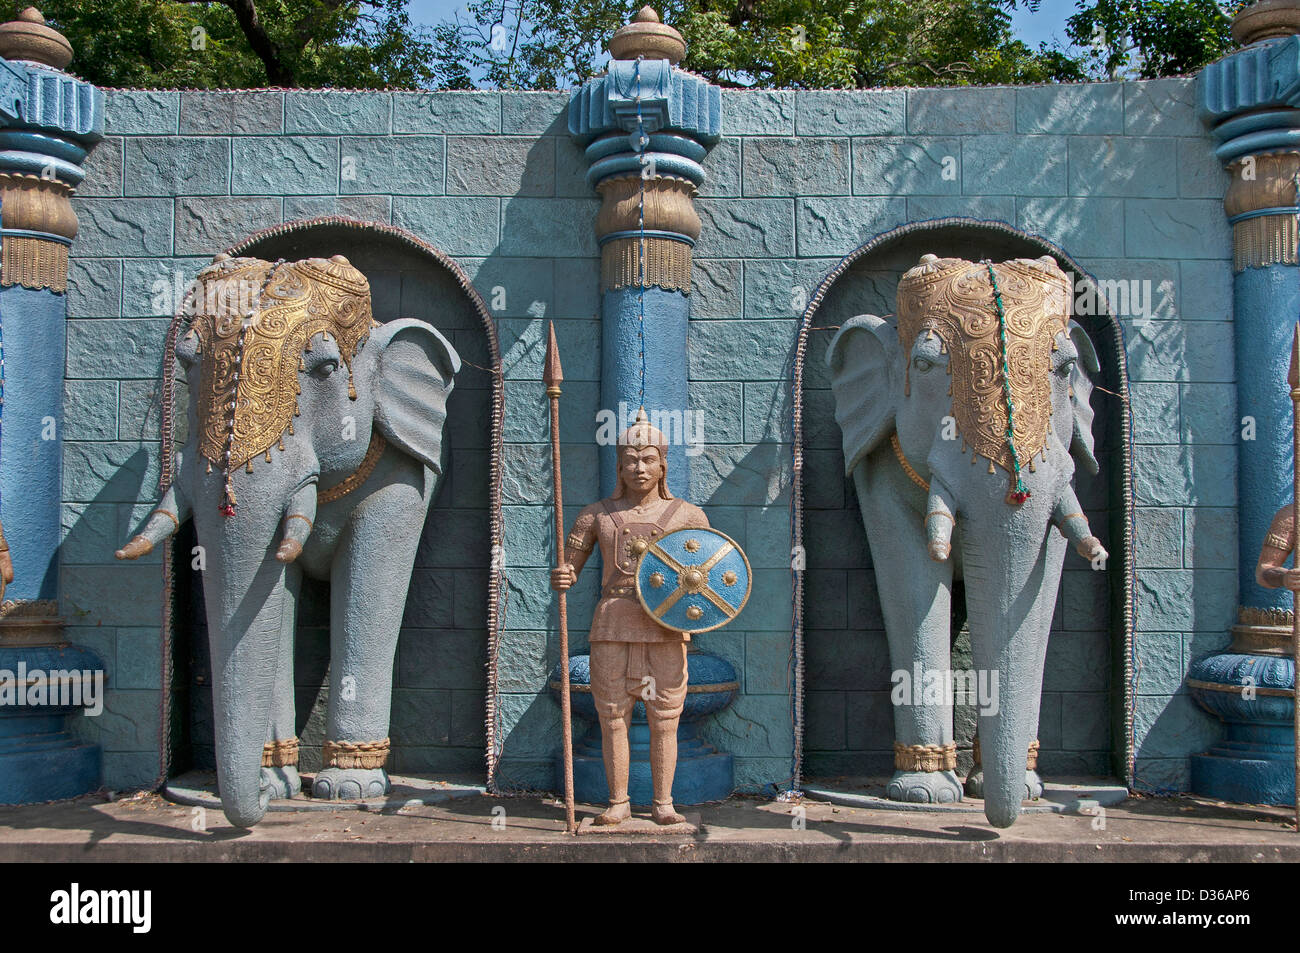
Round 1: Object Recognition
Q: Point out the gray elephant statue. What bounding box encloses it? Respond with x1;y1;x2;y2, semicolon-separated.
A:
117;254;460;828
826;254;1106;828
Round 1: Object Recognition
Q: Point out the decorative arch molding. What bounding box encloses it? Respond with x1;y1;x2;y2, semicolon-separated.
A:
787;217;1135;793
154;216;509;791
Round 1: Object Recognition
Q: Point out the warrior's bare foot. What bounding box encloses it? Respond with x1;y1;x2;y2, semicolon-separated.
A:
594;800;631;826
651;801;685;825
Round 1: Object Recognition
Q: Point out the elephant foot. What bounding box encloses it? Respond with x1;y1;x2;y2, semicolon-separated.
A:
261;765;302;801
964;768;1043;801
1025;768;1044;800
886;770;964;804
311;767;390;800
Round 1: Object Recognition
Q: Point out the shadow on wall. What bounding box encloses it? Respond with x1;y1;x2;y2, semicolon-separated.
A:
176;223;494;779
61;447;159;774
796;223;1130;784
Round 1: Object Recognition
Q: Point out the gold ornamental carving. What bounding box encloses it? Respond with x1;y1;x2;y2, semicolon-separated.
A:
0;8;73;70
971;735;1041;771
322;737;390;770
595;174;699;238
897;256;1069;477
0;598;64;647
602;237;694;294
0;173;77;293
261;738;300;768
609;6;686;64
595;173;699;293
1232;0;1300;46
893;740;957;773
1224;151;1300;272
190;256;376;473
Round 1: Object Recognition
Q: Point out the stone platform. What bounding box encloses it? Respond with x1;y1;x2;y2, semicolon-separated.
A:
804;777;1130;814
0;787;1297;862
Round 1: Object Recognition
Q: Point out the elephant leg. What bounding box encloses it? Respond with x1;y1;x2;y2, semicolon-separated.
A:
313;475;429;801
262;564;302;801
855;464;963;804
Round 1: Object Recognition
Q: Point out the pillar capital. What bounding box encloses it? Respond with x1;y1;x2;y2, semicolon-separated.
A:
1199;3;1300;162
568;7;720;293
1223;149;1300;270
609;6;686;64
0;8;102;291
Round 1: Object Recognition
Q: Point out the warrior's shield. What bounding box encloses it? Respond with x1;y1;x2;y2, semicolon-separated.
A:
635;528;751;634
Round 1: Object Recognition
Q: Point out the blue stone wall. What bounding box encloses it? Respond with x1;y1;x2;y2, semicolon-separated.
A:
63;80;1230;795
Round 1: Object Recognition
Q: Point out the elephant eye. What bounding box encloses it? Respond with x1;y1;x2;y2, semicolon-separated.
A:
310;359;339;379
913;357;934;372
1056;359;1076;378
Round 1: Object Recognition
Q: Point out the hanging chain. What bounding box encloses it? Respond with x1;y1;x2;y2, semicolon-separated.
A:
633;55;648;410
987;262;1030;504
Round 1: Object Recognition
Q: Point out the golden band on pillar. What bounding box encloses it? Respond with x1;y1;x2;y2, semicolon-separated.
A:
321;737;391;770
595;173;700;293
0;173;77;293
1224;151;1300;273
261;738;300;767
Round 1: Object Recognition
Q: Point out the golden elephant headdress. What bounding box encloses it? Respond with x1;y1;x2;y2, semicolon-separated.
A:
186;255;377;507
896;255;1070;488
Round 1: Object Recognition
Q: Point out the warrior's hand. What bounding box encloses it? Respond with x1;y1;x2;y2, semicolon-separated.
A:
551;564;576;591
1261;566;1300;591
0;545;11;586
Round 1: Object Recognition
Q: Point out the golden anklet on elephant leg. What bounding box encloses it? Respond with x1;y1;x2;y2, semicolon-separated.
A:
893;741;957;772
322;737;391;769
261;738;300;767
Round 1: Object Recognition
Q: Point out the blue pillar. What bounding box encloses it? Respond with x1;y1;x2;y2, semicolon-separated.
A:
0;9;104;803
568;10;720;495
1190;15;1300;805
558;8;737;804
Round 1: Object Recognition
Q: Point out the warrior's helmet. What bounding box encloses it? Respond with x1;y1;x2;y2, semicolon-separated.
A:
614;407;673;500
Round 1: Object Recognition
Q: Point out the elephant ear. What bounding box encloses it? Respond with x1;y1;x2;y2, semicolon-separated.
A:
1067;319;1100;477
371;318;461;474
825;314;901;475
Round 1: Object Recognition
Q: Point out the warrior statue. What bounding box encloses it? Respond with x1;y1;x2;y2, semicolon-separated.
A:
550;410;708;825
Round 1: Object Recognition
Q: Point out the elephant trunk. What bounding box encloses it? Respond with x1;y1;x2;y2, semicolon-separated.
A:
944;449;1071;828
961;527;1060;827
195;496;293;829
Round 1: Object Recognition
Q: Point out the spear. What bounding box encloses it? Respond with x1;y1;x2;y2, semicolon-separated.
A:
1290;323;1300;833
544;322;577;834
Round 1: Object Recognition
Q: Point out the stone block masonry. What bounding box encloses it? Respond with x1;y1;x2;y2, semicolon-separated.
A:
67;81;1229;794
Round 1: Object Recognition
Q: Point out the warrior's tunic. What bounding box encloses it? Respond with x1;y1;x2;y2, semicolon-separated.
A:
566;495;709;720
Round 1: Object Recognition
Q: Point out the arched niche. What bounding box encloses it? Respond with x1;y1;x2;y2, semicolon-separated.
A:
161;217;506;786
790;217;1135;790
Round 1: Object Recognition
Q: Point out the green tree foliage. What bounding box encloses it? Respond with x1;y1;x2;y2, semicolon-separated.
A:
1065;0;1240;79
39;0;438;89
30;0;1250;90
435;0;1087;89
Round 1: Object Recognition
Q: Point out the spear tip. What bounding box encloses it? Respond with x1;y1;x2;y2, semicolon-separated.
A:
543;321;563;391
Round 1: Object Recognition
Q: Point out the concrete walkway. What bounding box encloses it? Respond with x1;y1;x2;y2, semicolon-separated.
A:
0;789;1297;861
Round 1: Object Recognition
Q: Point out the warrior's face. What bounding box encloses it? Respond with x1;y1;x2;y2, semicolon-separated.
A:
619;445;663;496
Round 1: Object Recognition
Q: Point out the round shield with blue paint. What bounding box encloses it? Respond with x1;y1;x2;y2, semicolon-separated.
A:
635;528;751;634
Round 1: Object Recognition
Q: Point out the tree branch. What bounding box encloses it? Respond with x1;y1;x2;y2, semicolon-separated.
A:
171;0;295;86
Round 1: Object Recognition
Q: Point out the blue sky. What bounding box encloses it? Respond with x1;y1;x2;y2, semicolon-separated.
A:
405;0;1087;63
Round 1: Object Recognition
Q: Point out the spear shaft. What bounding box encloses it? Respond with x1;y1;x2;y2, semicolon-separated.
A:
545;322;577;834
1290;324;1300;832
